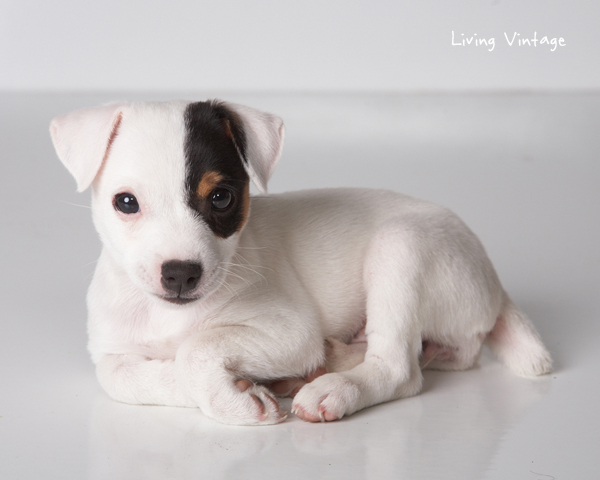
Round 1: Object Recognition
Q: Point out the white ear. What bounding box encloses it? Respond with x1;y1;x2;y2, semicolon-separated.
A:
223;102;285;194
50;103;125;192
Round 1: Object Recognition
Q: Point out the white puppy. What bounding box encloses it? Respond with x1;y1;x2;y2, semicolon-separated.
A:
50;100;552;425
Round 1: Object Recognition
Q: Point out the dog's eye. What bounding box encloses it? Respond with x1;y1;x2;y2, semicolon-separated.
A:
114;193;140;214
211;189;233;210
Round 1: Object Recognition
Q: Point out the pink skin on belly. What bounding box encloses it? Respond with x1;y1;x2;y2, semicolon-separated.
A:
421;340;457;362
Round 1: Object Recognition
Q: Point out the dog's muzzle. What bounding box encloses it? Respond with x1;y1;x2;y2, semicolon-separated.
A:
160;260;203;304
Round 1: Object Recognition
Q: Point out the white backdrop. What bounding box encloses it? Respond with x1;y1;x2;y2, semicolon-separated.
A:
1;0;598;92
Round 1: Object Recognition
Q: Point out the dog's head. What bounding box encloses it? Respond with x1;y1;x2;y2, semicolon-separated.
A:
50;100;284;305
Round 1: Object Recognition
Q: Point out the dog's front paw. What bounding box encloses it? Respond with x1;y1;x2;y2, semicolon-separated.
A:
292;373;361;422
203;380;286;426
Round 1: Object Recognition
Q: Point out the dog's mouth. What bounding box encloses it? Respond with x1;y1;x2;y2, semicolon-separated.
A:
158;295;200;305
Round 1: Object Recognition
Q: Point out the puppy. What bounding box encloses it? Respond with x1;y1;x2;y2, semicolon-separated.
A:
50;100;552;425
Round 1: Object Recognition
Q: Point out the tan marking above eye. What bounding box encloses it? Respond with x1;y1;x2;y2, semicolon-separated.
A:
223;119;233;140
197;171;224;199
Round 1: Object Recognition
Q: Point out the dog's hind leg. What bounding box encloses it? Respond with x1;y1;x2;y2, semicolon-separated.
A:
420;333;486;371
293;222;426;422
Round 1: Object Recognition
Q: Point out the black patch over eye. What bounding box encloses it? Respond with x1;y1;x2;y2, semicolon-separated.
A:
184;101;250;238
114;193;140;214
211;188;233;210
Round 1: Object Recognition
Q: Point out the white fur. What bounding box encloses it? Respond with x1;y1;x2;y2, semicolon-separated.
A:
50;100;552;425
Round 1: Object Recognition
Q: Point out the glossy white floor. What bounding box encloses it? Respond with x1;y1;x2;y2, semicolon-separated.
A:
1;92;598;479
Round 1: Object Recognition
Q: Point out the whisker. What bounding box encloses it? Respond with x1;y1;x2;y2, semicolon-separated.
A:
84;266;107;281
60;200;91;209
227;255;270;275
215;277;239;300
217;266;255;289
232;252;275;273
222;261;268;285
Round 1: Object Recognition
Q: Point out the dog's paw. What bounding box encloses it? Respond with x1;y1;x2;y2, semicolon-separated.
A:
291;373;361;422
204;380;286;426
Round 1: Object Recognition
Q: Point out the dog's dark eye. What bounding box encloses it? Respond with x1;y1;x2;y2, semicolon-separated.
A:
211;189;233;210
114;193;140;214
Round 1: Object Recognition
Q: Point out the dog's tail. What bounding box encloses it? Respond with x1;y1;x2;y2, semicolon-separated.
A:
485;292;552;377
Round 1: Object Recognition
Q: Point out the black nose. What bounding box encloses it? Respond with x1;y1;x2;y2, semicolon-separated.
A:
161;260;203;296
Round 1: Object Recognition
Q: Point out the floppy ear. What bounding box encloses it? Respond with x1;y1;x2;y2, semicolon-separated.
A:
222;102;285;194
49;103;125;192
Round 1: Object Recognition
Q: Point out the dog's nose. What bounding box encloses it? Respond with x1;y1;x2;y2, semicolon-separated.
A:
161;260;203;296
